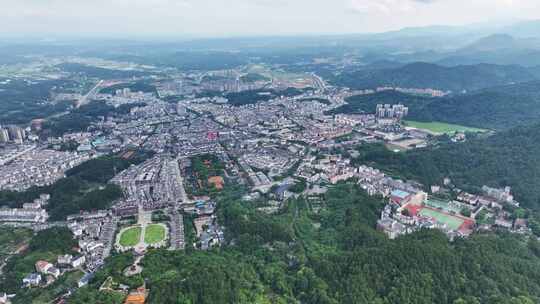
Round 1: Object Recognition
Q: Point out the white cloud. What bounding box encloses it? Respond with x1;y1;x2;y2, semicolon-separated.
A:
349;0;416;14
348;0;531;15
0;0;538;36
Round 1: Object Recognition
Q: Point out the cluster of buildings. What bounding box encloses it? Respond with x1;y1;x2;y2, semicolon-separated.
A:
376;104;409;121
295;154;356;185
481;185;517;206
0;146;91;191
0;207;48;224
349;86;449;98
0;125;27;144
154;67;322;98
454;185;525;232
94;87;160;108
375;86;450;97
22;254;86;288
199;71;270;93
377;176;528;240
3;59;538;304
288;150;522;240
238;159;272;189
186;199;224;250
377;190;474;240
111;155;186;216
67;211;117;273
0;144;36;166
110;155;188;253
238;144;302;178
0;194;50;224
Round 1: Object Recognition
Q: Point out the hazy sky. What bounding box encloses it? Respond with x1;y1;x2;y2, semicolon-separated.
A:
1;0;540;37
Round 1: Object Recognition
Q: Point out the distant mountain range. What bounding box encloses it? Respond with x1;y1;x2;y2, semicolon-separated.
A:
331;62;538;92
471;34;538;51
356;20;540;67
329;80;540;130
376;20;540;39
433;34;540;67
489;20;540;38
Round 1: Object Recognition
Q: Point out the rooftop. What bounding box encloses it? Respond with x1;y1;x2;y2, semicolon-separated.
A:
391;189;410;199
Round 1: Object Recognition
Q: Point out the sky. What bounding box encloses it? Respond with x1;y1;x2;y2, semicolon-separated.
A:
1;0;539;37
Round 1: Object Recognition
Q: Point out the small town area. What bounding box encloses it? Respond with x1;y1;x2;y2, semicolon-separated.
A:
0;51;538;304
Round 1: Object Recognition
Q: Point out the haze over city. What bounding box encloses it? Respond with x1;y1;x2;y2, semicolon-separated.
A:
3;0;540;303
1;0;540;37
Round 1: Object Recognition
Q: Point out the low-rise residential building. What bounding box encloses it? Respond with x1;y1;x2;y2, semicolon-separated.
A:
35;261;53;274
0;208;48;223
22;273;41;287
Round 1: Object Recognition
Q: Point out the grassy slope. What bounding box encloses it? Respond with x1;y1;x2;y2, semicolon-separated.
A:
404;120;487;134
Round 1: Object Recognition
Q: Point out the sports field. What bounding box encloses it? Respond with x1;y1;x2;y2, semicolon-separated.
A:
119;226;142;247
425;199;462;214
419;208;464;230
144;224;166;244
405;121;486;135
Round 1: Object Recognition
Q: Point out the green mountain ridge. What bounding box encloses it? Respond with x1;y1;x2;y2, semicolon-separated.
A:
68;183;540;304
354;122;540;209
329;80;540;130
331;62;537;92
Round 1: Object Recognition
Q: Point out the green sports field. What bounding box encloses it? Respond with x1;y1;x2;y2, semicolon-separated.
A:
405;121;486;135
144;224;166;244
419;208;464;230
119;226;142;247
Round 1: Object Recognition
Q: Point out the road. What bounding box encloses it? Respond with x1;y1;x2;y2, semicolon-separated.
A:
75;80;104;108
174;157;190;205
168;209;185;250
311;73;326;90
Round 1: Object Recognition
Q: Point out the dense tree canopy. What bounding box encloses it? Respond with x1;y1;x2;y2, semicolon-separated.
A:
330;62;537;92
68;183;540;304
329;81;540;130
43;101;144;136
0;151;152;220
0;227;77;295
0;79;76;124
352;122;540;209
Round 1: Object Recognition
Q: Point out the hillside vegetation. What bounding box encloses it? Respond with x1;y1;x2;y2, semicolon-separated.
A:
351;122;540;209
329;81;540;130
0;151;152;220
70;184;540;304
330;62;537;92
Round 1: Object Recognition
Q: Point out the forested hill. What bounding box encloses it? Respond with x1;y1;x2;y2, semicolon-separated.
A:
330;62;537;92
70;183;540;304
57;63;152;79
329;81;540;130
327;90;432;118
352;123;540;209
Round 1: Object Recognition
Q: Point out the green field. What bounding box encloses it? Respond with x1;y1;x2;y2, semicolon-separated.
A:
405;121;486;135
419;208;464;230
144;224;166;244
119;226;142;247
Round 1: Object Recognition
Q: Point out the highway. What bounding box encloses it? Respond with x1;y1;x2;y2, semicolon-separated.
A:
311;73;327;90
76;80;104;108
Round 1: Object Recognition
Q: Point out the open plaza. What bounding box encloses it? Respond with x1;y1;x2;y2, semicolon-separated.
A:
115;211;169;252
